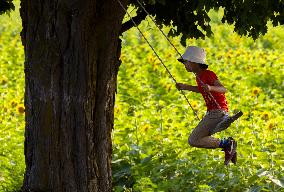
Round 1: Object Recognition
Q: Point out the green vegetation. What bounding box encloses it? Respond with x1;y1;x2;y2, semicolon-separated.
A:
0;2;24;191
113;12;284;192
0;6;283;192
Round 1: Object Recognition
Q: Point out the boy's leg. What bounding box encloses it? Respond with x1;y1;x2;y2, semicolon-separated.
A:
188;110;226;149
189;120;238;165
188;127;220;148
188;109;238;164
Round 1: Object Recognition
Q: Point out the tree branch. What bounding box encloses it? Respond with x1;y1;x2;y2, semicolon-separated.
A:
120;12;147;34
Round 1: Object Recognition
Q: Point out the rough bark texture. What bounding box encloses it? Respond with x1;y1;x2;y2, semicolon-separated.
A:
20;0;126;191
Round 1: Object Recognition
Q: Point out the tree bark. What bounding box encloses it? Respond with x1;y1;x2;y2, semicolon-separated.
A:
20;0;126;191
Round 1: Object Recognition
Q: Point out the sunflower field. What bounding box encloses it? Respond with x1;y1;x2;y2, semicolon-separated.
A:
1;5;284;192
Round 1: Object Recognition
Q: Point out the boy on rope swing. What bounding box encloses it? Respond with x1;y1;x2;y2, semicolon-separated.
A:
176;46;243;165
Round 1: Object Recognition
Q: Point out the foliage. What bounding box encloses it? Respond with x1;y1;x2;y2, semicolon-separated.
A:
112;12;284;191
0;2;24;191
0;0;15;15
2;0;284;45
128;0;284;45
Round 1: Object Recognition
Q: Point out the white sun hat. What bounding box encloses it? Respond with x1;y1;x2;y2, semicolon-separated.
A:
178;46;207;65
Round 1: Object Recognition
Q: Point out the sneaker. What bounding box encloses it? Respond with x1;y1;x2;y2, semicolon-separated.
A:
223;137;237;165
210;111;243;135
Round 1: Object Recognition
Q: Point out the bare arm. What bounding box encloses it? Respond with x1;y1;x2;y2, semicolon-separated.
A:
176;83;200;93
202;80;227;93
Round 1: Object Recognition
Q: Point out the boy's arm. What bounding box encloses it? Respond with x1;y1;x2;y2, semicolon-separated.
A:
176;83;200;93
203;80;227;93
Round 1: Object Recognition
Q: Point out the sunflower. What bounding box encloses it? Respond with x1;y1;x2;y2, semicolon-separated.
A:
1;76;8;85
17;104;25;114
164;84;172;92
147;54;155;63
114;105;121;114
251;87;261;96
261;112;270;120
10;100;18;107
267;120;277;130
191;101;199;110
142;124;151;132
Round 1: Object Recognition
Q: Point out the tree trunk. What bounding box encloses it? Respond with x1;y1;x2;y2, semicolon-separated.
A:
20;0;126;191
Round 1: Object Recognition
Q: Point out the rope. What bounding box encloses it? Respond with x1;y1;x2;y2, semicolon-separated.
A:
116;0;201;121
135;0;183;59
134;0;222;110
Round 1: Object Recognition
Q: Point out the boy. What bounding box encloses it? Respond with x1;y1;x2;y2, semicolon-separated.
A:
176;46;242;165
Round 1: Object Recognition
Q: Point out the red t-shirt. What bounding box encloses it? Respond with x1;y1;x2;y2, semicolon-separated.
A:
196;70;228;111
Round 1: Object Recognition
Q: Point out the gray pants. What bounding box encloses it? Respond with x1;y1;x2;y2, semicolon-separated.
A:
188;109;228;148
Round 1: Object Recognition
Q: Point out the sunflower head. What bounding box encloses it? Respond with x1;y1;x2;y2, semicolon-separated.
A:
252;87;261;96
17;104;25;114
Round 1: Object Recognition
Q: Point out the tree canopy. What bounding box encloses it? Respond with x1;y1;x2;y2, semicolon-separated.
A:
2;0;284;45
123;0;284;45
0;0;14;15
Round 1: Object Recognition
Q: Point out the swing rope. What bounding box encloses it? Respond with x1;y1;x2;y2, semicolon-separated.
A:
116;0;201;121
133;0;245;133
134;0;222;110
135;0;183;59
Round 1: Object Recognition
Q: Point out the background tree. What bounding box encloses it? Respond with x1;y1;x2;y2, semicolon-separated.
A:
1;0;284;191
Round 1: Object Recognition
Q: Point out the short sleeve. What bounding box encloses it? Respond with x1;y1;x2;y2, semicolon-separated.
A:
205;70;218;84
